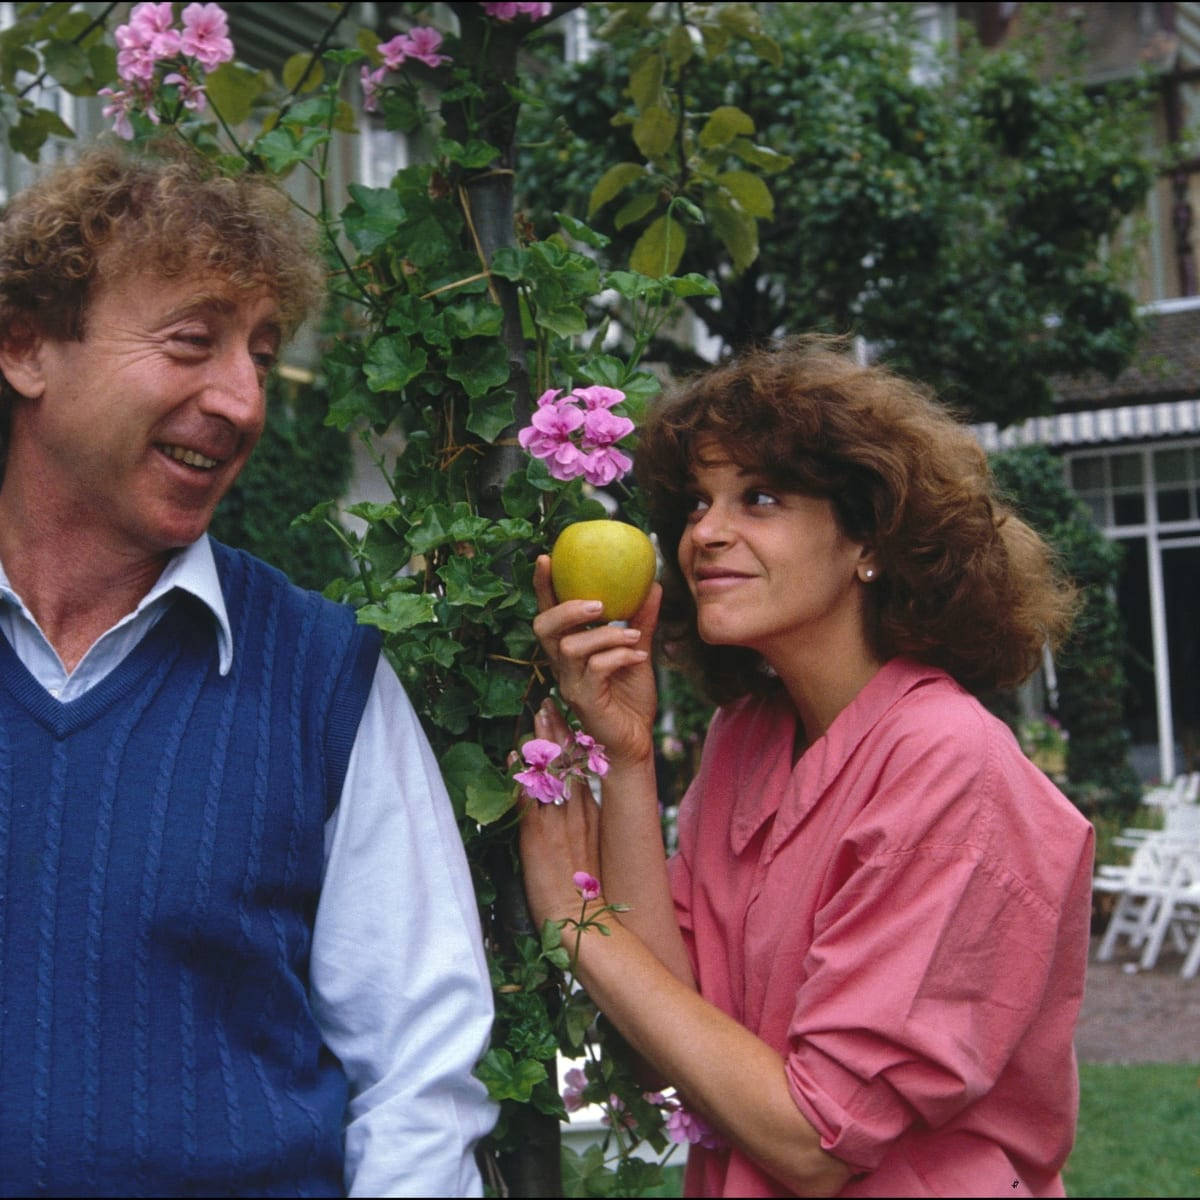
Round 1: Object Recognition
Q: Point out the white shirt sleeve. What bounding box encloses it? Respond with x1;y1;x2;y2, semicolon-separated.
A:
310;656;498;1197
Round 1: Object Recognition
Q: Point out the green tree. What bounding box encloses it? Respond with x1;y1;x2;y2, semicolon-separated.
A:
988;445;1142;815
518;2;1155;426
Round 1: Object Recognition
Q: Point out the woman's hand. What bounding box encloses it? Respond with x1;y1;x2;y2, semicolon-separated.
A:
519;700;606;927
531;554;661;767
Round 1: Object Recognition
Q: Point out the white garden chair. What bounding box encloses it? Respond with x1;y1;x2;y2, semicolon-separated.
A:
1125;846;1200;972
1094;834;1194;966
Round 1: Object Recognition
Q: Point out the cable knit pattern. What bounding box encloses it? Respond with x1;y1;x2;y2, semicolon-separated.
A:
0;543;380;1197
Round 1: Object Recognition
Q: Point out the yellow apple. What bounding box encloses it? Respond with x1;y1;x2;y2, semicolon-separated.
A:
550;520;657;621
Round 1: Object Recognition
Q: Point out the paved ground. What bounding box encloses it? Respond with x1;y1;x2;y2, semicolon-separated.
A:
1075;937;1200;1064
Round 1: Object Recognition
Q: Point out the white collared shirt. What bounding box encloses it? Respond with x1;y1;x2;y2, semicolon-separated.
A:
0;536;498;1197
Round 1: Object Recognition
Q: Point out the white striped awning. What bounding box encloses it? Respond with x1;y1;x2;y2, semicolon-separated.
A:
973;399;1200;452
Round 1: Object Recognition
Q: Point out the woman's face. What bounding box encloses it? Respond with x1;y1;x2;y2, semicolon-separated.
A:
677;437;875;666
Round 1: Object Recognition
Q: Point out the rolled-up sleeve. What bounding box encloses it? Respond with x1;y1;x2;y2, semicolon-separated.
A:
311;658;498;1197
785;840;1065;1172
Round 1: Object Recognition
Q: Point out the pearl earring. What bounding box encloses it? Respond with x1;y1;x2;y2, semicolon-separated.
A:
862;567;876;581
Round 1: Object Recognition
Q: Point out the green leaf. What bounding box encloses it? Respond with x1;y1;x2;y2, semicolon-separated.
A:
535;304;588;338
42;39;89;88
555;212;610;249
465;777;517;824
665;24;694;70
446;340;509;399
710;197;759;273
8;107;73;160
253;126;328;173
364;335;427;392
746;32;784;67
440;741;492;814
445;298;503;340
439;556;509;608
717;169;774;218
540;919;564;952
489;245;529;281
357;591;437;634
632;105;678;161
438;137;500;168
342;183;405;254
613;191;658;231
475;1049;547;1104
205;62;267;127
543;946;570;970
462;663;527;718
727;138;792;174
666;272;720;298
699;105;756;150
282;51;324;92
467;392;515;443
628;52;664;111
587;162;645;217
629;214;687;277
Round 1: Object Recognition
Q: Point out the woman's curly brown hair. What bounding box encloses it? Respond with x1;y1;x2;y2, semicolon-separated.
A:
0;143;323;352
636;336;1078;703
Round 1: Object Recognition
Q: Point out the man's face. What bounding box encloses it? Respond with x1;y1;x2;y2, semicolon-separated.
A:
7;268;281;561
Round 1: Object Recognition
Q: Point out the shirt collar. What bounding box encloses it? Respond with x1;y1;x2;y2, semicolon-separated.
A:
151;536;234;675
0;534;234;677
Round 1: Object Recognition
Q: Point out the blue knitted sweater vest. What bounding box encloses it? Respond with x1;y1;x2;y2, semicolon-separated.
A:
0;541;380;1197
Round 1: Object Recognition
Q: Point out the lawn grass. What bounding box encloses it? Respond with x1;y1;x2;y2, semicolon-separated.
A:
1066;1062;1200;1197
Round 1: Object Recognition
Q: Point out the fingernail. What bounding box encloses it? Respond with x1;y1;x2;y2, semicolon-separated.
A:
583;601;603;613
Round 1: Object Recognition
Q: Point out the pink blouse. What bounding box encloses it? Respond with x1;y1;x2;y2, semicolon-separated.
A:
668;658;1094;1198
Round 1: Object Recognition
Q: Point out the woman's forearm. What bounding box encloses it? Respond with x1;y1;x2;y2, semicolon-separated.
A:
573;918;854;1198
598;753;695;987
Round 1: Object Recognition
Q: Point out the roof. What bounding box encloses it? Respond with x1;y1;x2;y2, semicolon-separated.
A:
1051;302;1200;408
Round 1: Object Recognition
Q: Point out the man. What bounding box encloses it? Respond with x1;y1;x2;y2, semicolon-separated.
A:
0;147;497;1196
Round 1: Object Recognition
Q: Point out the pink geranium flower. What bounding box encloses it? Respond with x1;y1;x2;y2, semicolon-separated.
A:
515;738;566;804
562;1066;588;1111
180;3;234;70
127;2;181;56
572;870;601;901
405;26;450;68
579;446;633;487
571;733;609;777
517;385;634;486
99;87;136;140
377;32;412;70
666;1107;726;1149
163;71;207;112
484;1;553;19
361;64;387;113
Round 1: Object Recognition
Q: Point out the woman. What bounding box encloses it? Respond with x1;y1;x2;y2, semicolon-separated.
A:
520;337;1094;1198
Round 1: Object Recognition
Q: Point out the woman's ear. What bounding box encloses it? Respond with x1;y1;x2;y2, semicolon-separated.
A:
856;547;879;583
0;329;47;401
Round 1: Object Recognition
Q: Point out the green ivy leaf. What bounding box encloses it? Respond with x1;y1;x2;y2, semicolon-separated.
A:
440;741;492;813
475;1048;547;1104
467;392;515;443
446;339;509;399
439;556;509;608
253;125;329;173
462;663;527;718
535;304;588;338
629;214;687;277
438;136;500;168
357;591;437;633
446;298;504;340
364;335;428;392
342;183;405;254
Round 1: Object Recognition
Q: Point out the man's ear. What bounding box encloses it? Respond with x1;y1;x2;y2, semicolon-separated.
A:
0;328;47;401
